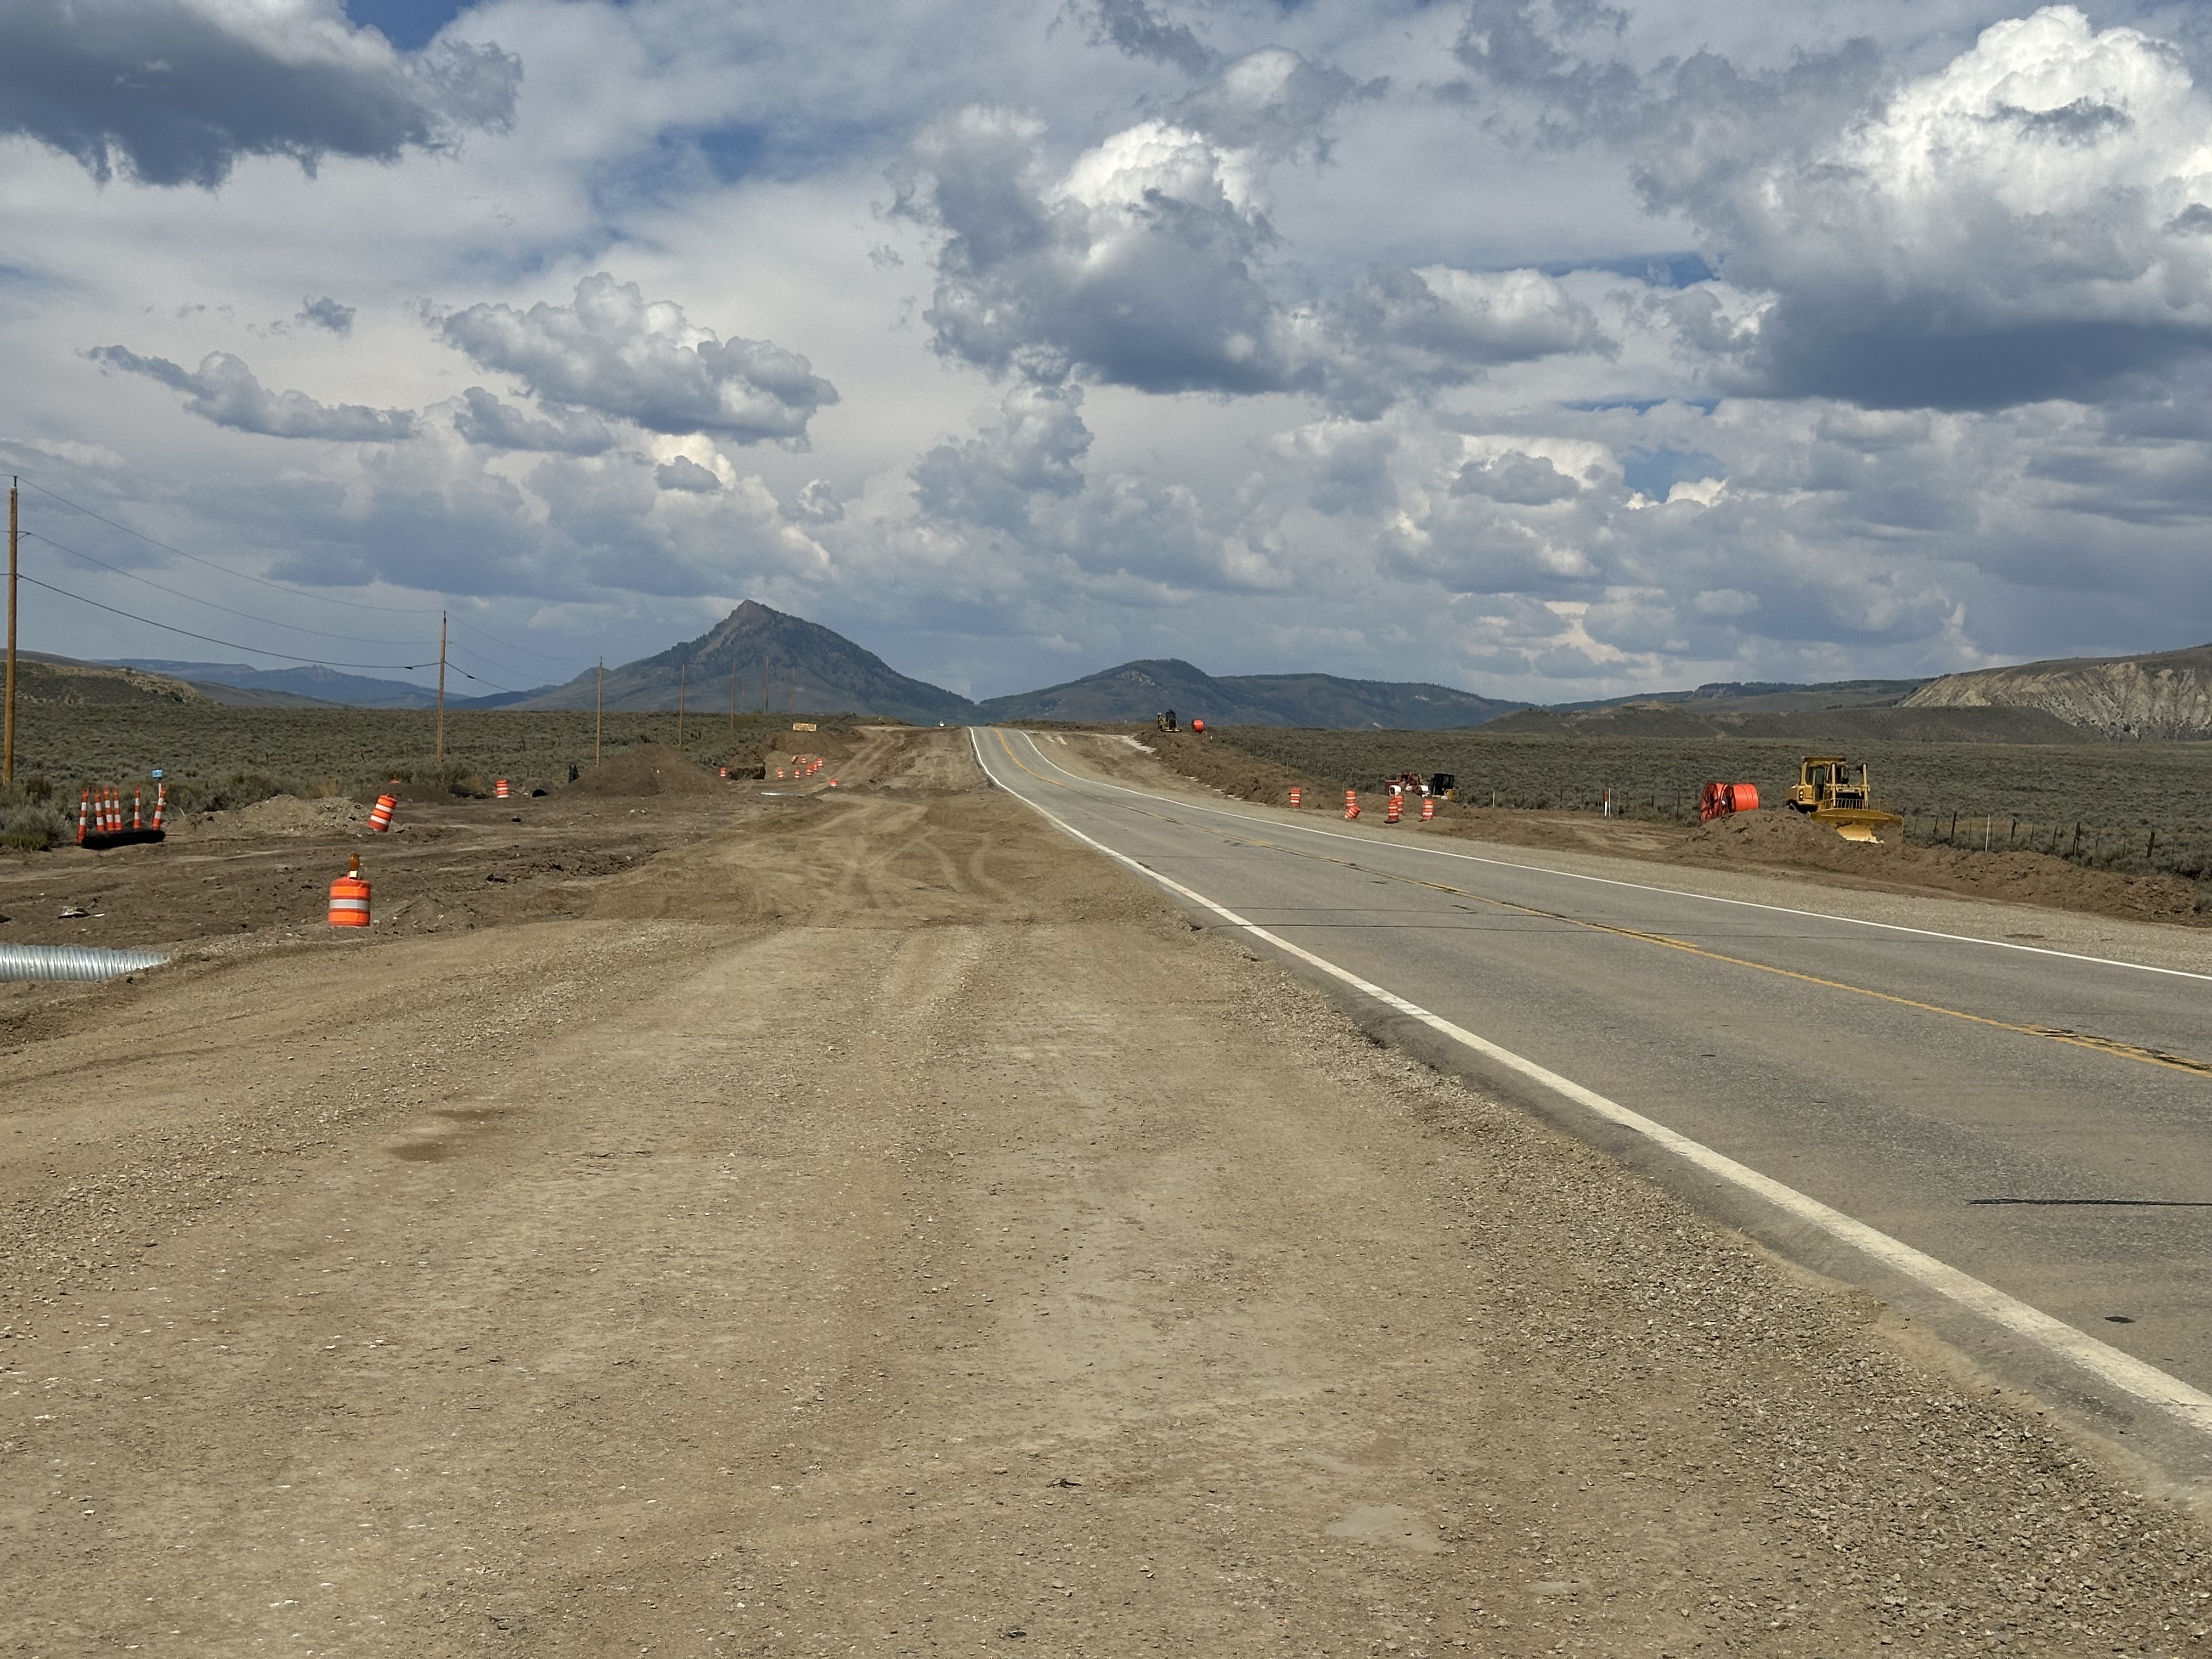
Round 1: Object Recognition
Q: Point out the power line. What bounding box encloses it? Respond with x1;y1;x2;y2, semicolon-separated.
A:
20;531;434;649
16;472;589;678
16;475;441;616
15;572;435;670
448;612;578;667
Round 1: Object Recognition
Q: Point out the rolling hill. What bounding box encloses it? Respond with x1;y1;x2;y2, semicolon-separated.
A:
1902;643;2212;738
974;659;1526;729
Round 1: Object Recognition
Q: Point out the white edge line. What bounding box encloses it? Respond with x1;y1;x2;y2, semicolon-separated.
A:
993;729;2212;985
972;727;2212;1434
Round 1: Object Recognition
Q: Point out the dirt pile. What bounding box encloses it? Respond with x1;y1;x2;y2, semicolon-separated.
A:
182;795;368;839
1674;806;2209;924
1138;727;1322;802
568;743;730;797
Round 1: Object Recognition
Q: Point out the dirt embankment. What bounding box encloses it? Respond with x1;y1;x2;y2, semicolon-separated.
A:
7;725;2212;1655
1107;726;2212;929
0;731;970;966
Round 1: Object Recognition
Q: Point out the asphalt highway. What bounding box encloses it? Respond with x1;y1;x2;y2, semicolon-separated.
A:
973;726;2212;1468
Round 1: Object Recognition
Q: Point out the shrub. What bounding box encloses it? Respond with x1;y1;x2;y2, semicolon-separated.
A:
1;803;65;851
168;771;296;814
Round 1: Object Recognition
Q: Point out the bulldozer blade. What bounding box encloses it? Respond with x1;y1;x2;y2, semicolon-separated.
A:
1834;822;1881;843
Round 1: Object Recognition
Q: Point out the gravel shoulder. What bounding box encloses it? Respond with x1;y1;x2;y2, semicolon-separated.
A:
4;729;2210;1655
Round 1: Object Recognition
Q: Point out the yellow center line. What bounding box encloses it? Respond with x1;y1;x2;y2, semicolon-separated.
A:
991;730;2212;1079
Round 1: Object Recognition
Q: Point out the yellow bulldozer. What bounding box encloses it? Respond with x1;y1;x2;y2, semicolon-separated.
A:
1786;754;1904;843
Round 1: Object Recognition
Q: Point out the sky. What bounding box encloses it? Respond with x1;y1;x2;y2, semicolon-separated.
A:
2;0;2210;702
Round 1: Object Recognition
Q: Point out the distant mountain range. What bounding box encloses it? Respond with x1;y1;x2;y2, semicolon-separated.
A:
43;611;2212;741
109;659;448;709
973;658;1526;729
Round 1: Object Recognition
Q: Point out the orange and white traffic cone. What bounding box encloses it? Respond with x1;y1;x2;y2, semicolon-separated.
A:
77;789;89;844
132;786;143;831
151;783;166;831
328;855;371;928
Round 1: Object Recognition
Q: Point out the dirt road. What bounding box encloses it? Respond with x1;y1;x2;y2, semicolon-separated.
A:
4;729;2209;1656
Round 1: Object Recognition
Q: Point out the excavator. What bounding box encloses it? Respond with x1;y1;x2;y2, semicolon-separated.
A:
1787;754;1904;843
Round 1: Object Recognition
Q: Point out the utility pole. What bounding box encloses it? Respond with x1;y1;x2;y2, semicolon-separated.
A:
434;610;447;771
595;658;604;764
677;661;686;752
3;477;15;786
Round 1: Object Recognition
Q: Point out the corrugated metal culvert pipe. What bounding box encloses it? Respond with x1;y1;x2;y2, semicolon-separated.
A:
0;944;168;981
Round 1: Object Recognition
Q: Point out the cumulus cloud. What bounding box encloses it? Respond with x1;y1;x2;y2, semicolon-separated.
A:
1168;46;1368;162
441;273;838;444
452;386;617;455
904;96;1603;411
0;0;518;188
86;345;415;440
1698;9;2212;410
1075;0;1216;77
912;382;1092;535
654;455;723;492
296;296;355;335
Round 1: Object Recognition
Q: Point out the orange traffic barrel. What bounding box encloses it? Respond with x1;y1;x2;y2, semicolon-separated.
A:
1289;787;1302;808
1420;797;1436;821
1343;789;1360;820
368;791;398;832
495;778;510;799
328;855;370;928
1386;794;1403;823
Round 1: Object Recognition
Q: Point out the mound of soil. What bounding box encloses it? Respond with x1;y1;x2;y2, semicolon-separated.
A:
184;796;369;839
569;744;729;797
1673;807;2207;925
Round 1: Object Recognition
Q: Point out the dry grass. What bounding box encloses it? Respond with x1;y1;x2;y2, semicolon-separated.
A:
2;704;861;813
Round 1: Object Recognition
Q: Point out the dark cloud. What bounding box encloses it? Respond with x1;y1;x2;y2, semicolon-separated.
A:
654;455;723;493
86;345;415;440
1076;0;1217;77
452;386;617;455
0;0;518;188
441;273;837;444
1454;449;1580;504
912;383;1091;535
296;296;356;335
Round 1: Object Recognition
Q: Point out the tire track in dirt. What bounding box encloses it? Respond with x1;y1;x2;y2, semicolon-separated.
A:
4;730;2211;1655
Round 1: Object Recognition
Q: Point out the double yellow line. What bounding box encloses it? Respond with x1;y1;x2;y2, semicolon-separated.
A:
990;730;2211;1079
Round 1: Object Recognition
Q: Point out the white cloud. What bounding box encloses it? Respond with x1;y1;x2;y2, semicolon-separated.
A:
439;273;838;444
85;345;416;441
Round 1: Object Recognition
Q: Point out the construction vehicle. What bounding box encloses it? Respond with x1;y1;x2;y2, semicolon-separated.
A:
1380;772;1458;799
1786;754;1904;842
1155;709;1178;732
